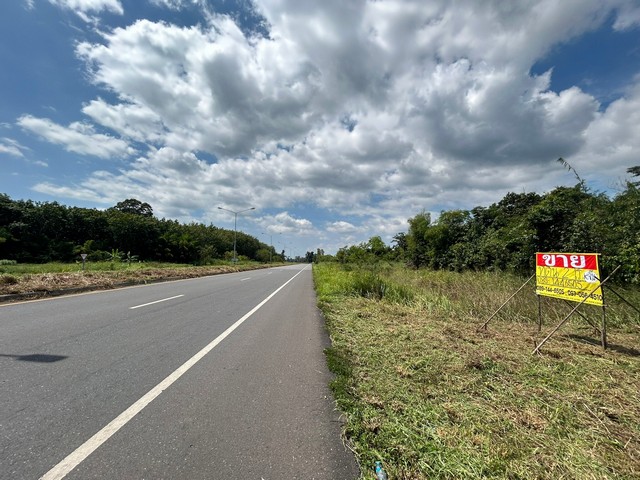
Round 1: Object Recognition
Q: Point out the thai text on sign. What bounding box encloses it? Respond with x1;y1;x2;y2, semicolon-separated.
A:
535;253;603;306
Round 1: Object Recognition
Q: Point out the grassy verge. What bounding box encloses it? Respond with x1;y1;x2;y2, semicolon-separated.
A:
0;260;194;274
314;262;640;479
0;261;283;298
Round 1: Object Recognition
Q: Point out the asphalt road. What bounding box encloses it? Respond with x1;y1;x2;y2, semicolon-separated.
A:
0;265;359;479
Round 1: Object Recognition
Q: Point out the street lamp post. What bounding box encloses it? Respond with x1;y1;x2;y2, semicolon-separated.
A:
261;232;273;263
218;206;255;263
278;240;289;262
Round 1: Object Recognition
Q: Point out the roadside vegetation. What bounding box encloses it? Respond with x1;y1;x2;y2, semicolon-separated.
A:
0;260;280;298
0;194;298;298
0;196;290;264
315;262;639;479
334;167;640;286
313;167;640;477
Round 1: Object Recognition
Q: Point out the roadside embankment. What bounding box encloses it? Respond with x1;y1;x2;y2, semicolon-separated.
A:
0;263;280;303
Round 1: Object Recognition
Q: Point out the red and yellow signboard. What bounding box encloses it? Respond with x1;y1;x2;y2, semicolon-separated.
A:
535;253;603;306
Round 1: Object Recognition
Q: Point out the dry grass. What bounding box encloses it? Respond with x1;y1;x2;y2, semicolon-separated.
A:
315;263;640;479
0;263;274;298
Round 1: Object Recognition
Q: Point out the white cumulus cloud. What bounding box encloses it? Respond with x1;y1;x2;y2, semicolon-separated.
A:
327;221;359;234
16;0;640;252
17;115;134;159
261;212;315;235
47;0;123;21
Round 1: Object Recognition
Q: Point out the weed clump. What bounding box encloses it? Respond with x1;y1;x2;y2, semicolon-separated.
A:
350;272;387;300
0;274;18;285
348;270;415;304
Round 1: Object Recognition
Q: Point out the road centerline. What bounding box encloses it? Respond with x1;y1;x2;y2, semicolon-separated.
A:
40;265;308;480
129;294;185;310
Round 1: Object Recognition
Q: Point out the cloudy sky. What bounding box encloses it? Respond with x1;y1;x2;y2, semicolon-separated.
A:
1;0;639;256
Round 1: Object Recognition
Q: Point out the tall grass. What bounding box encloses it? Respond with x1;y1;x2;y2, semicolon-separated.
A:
315;263;640;479
314;263;414;304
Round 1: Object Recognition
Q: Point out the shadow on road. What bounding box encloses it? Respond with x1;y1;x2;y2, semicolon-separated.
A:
0;353;68;363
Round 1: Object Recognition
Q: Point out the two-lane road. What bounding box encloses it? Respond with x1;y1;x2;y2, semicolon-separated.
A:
0;265;358;479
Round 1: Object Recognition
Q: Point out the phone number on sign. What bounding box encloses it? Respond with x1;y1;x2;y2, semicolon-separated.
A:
536;285;602;302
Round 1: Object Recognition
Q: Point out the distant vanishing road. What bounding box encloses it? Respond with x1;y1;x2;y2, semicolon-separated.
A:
0;265;358;479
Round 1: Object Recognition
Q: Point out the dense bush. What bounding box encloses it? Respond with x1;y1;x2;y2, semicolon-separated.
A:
0;195;277;264
335;177;640;284
405;183;640;282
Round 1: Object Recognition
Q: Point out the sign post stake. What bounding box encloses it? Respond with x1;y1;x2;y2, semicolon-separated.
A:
479;274;535;330
533;265;619;355
601;306;607;349
605;285;640;318
600;269;617;350
537;295;542;332
601;287;608;349
562;299;599;332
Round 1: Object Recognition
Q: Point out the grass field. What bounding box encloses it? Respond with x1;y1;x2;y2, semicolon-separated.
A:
314;263;640;480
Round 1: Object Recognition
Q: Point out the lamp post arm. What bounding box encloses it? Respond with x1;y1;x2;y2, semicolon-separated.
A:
217;206;255;264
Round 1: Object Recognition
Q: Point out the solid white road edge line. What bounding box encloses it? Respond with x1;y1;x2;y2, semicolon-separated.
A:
40;265;309;480
129;295;185;309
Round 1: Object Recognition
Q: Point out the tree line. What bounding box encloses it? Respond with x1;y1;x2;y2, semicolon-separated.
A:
335;172;640;284
0;196;280;264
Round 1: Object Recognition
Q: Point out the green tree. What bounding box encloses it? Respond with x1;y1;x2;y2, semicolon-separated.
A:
256;248;273;263
627;166;640;185
406;211;431;267
607;182;640;282
367;236;389;257
106;210;160;260
390;232;408;261
527;185;591;253
111;198;154;217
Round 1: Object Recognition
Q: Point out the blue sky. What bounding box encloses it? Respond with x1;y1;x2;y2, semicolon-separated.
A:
1;0;639;256
531;11;640;107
